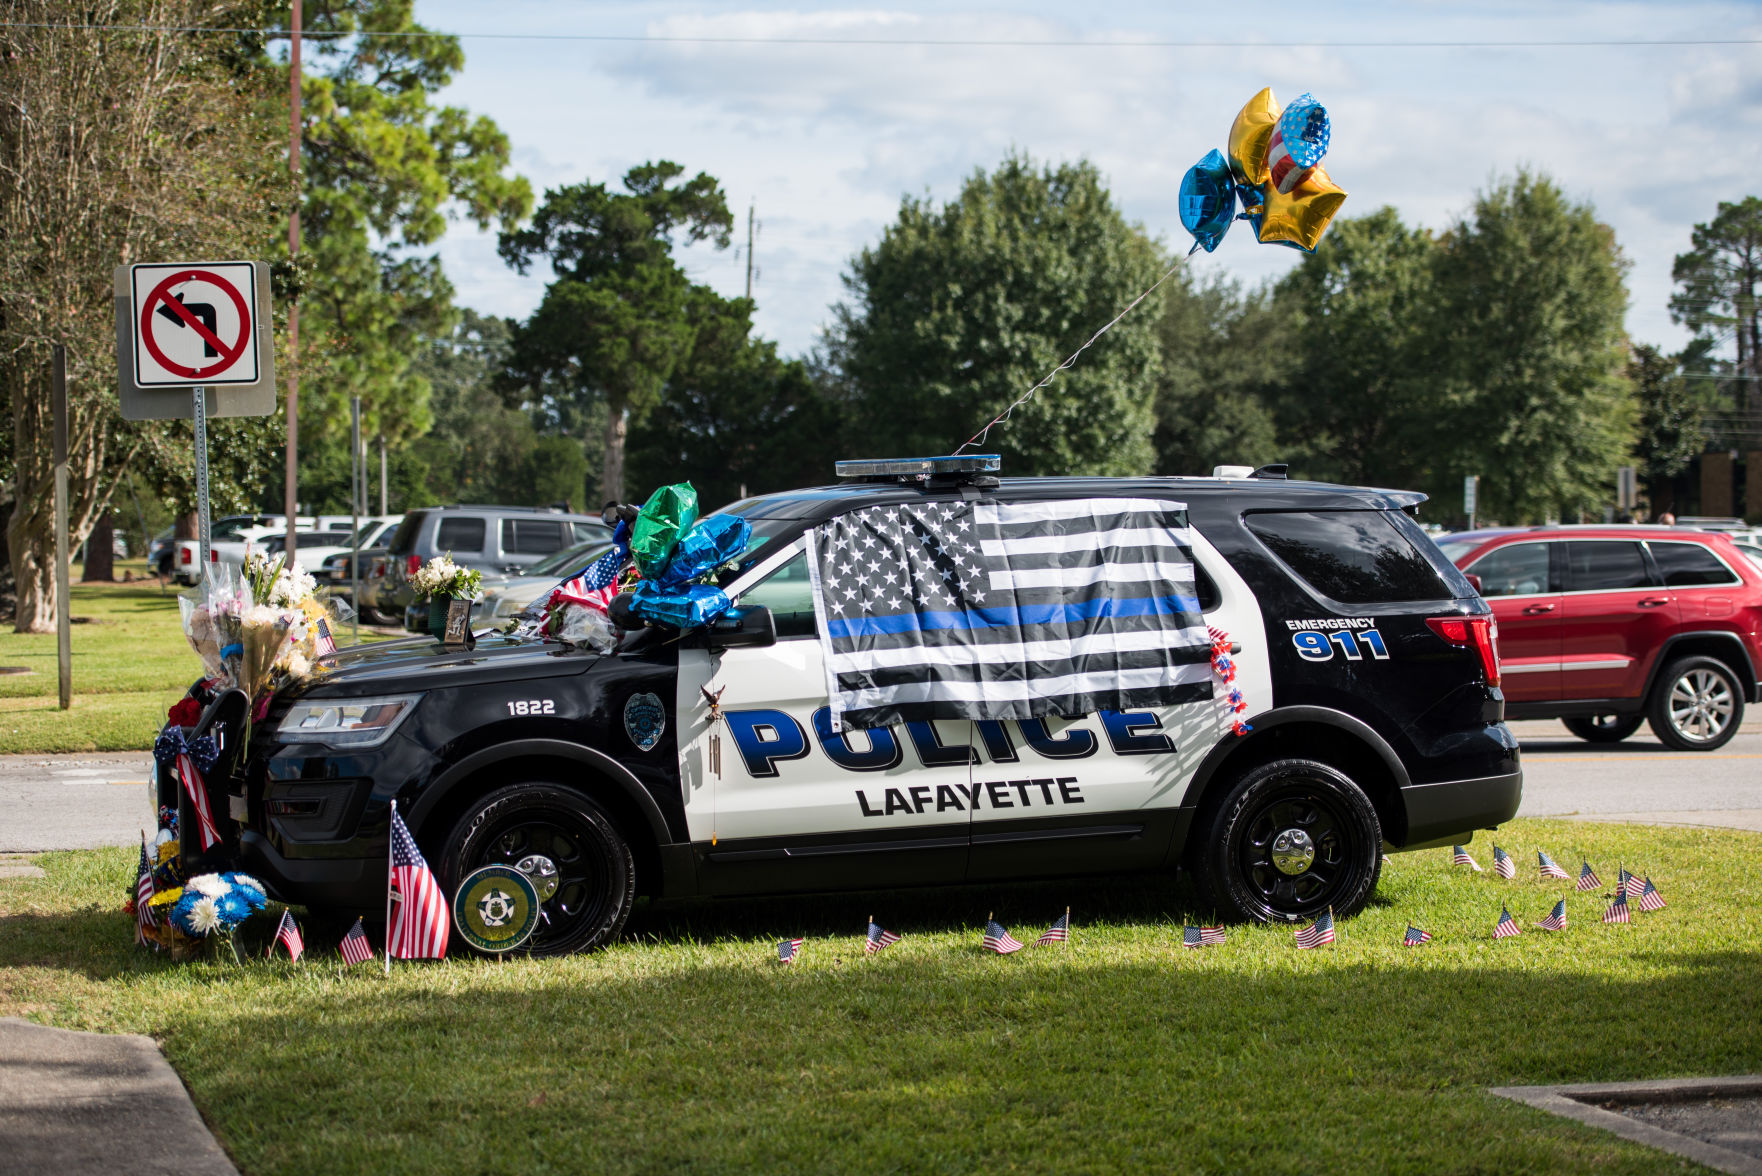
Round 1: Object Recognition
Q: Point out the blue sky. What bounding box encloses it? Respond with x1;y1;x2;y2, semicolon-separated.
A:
418;0;1762;360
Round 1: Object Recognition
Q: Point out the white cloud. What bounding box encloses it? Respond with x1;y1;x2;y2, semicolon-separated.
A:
423;0;1762;358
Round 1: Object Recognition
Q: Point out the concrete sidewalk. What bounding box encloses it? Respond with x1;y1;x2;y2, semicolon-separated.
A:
0;1018;237;1175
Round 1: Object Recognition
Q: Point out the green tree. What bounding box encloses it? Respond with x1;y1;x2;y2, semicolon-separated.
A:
498;163;735;502
830;154;1163;475
285;0;531;473
0;3;285;630
1153;269;1284;476
1670;195;1762;435
399;309;592;510
628;288;839;509
1430;171;1635;522
1628;343;1711;516
1266;208;1438;487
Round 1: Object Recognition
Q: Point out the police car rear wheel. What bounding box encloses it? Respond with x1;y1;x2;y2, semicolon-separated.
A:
440;784;636;956
1191;758;1381;924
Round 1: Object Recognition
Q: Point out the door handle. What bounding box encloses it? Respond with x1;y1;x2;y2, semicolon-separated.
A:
1521;604;1555;615
1637;597;1672;607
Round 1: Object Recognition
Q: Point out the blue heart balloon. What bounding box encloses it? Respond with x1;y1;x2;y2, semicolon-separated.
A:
1179;148;1237;254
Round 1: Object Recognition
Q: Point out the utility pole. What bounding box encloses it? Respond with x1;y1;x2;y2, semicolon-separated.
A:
744;201;756;300
379;435;387;515
284;0;302;561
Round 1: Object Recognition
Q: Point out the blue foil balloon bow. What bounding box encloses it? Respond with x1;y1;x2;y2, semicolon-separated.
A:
1179;148;1237;254
656;514;752;591
630;582;732;629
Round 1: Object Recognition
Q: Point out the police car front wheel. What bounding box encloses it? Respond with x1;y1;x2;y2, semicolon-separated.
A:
1189;759;1382;925
439;783;637;956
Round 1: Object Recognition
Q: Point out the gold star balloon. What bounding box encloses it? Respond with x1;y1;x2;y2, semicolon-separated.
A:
1180;86;1347;255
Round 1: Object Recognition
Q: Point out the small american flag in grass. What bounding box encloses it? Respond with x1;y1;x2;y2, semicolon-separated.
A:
1493;906;1521;939
1182;925;1226;949
777;938;804;964
1537;850;1571;881
982;917;1023;955
1452;846;1483;872
1603;894;1631;924
1537;899;1567;931
1034;910;1070;946
134;836;157;948
268;909;304;961
1624;871;1648;900
1576;861;1602;891
1636;877;1666;912
1293;910;1334;949
1401;924;1432;946
339;917;374;966
865;920;901;954
1492;845;1516;879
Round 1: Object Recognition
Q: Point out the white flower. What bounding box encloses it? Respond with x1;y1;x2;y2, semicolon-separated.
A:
229;874;266;898
268;561;318;609
186;896;222;934
188;873;230;898
276;650;312;679
243;604;280;627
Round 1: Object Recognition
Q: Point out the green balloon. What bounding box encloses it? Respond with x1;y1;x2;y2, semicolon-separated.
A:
630;482;699;579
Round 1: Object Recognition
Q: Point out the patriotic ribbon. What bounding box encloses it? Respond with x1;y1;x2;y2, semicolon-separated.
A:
1207;626;1253;737
154;728;222;851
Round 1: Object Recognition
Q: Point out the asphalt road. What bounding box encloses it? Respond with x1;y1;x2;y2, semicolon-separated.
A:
0;713;1755;852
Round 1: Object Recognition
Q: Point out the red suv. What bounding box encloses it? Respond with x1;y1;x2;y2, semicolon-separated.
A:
1440;527;1762;750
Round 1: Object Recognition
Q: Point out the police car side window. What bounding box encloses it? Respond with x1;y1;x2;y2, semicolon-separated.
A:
1195;563;1221;612
1244;510;1454;604
739;552;817;639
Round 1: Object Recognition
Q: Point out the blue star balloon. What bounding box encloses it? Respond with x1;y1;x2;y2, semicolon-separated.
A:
1179;148;1237;254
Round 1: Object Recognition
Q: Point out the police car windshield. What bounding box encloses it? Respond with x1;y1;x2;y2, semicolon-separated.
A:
710;517;804;586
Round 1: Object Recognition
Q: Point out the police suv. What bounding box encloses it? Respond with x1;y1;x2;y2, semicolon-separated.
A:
165;457;1521;955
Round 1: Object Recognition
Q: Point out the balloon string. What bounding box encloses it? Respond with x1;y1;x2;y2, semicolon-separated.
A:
954;256;1184;455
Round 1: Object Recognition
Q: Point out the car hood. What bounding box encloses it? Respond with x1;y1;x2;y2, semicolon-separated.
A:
294;632;598;696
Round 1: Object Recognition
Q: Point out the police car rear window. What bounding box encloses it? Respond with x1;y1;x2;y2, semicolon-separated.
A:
1245;510;1458;604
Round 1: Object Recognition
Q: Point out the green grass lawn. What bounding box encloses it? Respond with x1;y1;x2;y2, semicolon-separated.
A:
0;564;389;754
2;817;1756;1174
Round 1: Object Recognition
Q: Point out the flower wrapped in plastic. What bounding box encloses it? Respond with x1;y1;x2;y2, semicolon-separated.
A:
412;555;482;601
240;604;295;704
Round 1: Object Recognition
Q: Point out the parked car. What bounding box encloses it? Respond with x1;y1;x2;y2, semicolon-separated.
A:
250;516;398;580
172;515;313;585
1440;526;1762;750
316;518;404;604
382;505;613;631
480;539;618;623
167;457;1520;955
147;526;177;579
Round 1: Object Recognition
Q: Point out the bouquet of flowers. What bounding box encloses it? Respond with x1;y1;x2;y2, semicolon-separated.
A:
179;561;247;686
140;871;269;959
412;555;482;601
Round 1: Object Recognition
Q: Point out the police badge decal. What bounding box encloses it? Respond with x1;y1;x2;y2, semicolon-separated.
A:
452;864;541;953
623;692;666;752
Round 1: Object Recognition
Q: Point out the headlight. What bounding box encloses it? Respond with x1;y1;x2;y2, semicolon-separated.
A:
276;694;422;747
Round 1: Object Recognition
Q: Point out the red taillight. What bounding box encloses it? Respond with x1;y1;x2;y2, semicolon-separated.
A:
180;547;191;565
1427;615;1501;688
406;554;421;575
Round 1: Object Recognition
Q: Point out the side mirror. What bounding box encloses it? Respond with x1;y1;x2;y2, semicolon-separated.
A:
705;604;777;651
1464;573;1483;594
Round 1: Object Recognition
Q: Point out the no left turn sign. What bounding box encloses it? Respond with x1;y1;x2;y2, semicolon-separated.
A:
128;262;261;387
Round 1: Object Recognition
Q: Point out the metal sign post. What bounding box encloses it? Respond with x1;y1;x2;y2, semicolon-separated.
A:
114;261;274;585
1463;474;1479;531
193;386;211;572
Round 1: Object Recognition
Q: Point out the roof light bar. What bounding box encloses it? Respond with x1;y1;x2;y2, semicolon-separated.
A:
835;454;1002;480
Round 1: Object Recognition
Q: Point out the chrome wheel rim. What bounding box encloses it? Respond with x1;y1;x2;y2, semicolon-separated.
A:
1667;668;1734;743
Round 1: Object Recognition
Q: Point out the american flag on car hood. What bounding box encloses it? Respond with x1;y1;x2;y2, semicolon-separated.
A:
806;498;1212;730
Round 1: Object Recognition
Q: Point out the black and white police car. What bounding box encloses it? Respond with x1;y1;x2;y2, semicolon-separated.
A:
164;456;1520;955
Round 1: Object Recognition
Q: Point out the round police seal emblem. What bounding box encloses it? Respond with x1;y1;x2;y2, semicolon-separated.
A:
623;691;666;752
452;864;541;953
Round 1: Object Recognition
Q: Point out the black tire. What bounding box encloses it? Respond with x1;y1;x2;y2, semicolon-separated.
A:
1646;656;1745;752
438;783;636;956
1187;758;1382;924
1562;714;1644;743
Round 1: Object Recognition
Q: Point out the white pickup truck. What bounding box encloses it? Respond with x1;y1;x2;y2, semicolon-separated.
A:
170;515;358;585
